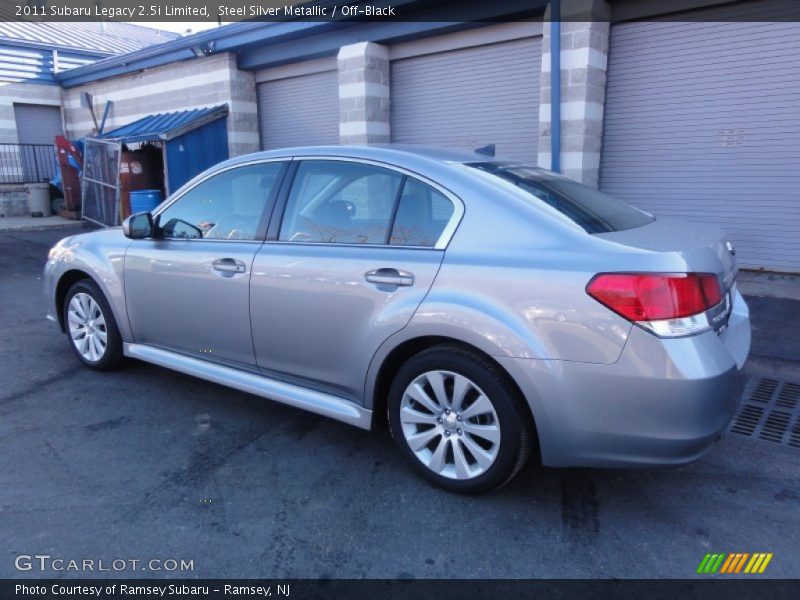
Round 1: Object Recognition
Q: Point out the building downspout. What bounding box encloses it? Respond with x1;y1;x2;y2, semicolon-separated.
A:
550;0;561;173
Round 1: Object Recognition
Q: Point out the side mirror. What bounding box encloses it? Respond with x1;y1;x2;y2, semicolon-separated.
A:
123;212;154;239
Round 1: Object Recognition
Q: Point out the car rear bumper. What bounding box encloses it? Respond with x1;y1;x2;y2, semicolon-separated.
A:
498;289;751;468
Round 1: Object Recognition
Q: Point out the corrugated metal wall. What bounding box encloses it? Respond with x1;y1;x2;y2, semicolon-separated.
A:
257;69;339;150
390;37;541;163
0;44;99;83
165;117;229;194
600;11;800;271
0;22;178;55
0;45;54;83
55;51;97;73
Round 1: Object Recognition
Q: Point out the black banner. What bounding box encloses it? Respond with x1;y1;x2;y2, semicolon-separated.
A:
2;580;800;600
1;0;545;23
1;0;799;23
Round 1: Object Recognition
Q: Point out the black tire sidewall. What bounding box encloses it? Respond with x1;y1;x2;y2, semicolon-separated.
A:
388;347;528;494
63;279;123;370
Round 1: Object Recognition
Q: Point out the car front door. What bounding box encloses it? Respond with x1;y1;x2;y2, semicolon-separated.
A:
250;158;461;401
124;160;287;368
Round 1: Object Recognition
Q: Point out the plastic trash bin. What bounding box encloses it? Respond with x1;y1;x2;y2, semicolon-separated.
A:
129;189;164;214
27;183;51;217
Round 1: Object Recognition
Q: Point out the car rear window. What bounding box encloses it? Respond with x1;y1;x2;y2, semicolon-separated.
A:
465;162;654;233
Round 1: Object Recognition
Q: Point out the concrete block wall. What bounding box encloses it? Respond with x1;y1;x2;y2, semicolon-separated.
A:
62;53;259;158
338;42;391;145
0;186;29;217
538;17;610;187
225;57;261;157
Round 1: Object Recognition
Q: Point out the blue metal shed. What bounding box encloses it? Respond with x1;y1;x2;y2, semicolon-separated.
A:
98;105;229;194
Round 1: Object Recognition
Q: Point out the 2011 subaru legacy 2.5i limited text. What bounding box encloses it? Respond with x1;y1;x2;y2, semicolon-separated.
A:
44;145;750;493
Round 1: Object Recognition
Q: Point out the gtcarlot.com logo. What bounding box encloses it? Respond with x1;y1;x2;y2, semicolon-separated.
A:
697;552;773;575
14;554;194;573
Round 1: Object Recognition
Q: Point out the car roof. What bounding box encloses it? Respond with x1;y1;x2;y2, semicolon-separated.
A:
220;144;496;168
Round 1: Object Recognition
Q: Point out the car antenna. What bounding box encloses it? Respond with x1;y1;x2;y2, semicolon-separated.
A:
474;144;496;157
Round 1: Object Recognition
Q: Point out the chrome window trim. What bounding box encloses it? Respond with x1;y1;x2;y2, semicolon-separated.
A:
278;155;465;251
262;240;442;251
139;238;266;245
150;157;290;243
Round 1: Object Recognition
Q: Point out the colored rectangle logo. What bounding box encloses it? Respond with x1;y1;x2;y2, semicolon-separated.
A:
698;553;773;575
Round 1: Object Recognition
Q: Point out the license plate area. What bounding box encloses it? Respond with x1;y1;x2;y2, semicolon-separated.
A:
709;284;734;334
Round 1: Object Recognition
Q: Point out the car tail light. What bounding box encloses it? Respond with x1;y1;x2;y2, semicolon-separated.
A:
587;273;723;337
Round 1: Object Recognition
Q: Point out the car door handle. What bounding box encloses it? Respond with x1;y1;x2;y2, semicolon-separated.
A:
365;268;414;286
213;258;246;274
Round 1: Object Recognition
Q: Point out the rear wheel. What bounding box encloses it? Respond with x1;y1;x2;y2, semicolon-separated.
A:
63;279;124;370
388;345;533;493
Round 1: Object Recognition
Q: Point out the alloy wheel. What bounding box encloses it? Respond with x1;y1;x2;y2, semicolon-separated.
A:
67;292;108;362
399;370;501;480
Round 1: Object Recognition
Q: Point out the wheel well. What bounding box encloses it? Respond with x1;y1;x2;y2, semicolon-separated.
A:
371;336;540;453
54;270;93;332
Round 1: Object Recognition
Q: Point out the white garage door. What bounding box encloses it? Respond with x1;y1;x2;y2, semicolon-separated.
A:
391;37;541;163
600;3;800;272
257;67;339;150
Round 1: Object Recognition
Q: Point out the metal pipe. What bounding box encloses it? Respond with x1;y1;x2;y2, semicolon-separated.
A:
550;0;561;173
99;101;112;135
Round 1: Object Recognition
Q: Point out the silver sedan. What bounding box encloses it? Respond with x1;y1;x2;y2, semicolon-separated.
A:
44;145;750;493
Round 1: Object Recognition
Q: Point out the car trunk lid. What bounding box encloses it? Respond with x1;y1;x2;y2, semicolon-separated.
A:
594;217;738;292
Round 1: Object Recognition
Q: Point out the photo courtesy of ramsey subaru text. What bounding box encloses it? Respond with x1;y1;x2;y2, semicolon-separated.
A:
43;145;750;494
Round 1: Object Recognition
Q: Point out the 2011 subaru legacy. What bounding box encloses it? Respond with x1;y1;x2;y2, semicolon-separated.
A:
44;145;750;493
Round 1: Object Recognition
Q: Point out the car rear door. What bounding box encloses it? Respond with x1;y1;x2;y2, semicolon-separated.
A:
124;160;287;368
250;158;461;402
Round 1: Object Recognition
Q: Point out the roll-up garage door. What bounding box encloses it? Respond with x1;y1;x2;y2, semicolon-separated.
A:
600;4;800;272
391;37;541;163
14;103;63;144
13;103;63;182
257;68;339;150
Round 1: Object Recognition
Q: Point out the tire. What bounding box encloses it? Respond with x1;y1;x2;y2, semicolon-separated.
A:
51;197;65;215
63;279;124;370
388;344;533;494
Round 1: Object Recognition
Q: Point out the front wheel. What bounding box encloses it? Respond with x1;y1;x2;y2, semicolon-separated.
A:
63;279;124;370
388;345;533;494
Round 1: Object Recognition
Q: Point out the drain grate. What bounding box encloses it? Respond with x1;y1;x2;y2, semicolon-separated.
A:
730;377;800;448
777;382;800;409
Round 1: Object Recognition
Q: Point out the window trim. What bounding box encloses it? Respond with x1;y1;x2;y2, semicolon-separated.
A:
384;174;408;245
150;158;290;244
266;156;464;250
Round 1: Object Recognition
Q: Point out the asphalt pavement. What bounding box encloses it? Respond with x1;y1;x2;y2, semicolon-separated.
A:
1;226;799;579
